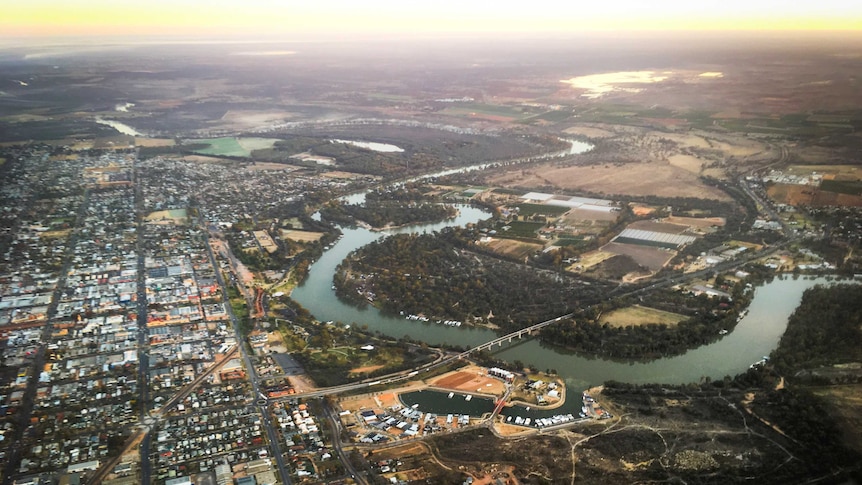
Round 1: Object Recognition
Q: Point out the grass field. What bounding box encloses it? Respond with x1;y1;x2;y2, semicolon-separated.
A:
442;103;530;121
189;137;279;157
514;203;570;217
821;179;862;196
144;209;188;223
599;305;687;328
502;221;545;238
281;229;325;243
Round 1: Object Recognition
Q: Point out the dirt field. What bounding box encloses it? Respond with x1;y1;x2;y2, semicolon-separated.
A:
602;242;676;271
665;215;726;229
429;366;507;396
339;386;419;412
599;305;687;328
286;373;317;393
571;249;617;271
280;229;325;243
349;364;385;376
480;238;543;260
767;184;862;207
488;161;731;200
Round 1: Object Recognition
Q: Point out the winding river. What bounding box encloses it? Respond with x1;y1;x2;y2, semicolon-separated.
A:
292;140;848;390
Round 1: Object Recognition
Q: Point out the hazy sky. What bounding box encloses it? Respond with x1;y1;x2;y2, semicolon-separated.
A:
3;0;861;39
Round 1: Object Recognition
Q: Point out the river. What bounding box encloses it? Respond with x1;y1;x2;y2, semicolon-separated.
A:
291;140;848;390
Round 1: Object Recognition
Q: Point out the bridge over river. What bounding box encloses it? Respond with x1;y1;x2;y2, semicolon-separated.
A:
272;313;572;401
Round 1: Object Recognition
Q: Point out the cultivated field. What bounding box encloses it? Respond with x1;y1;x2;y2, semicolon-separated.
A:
602;241;676;271
487;161;731;200
188;137;279;157
569;249;616;271
599;305;687;328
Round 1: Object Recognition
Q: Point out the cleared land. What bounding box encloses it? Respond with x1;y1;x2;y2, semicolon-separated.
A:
480;238;543;260
599;305;687;328
280;229;325;242
429;367;506;395
134;137;175;147
571;249;617;271
665;215;726;230
602;241;676;271
766;184;862;207
144;209;188;223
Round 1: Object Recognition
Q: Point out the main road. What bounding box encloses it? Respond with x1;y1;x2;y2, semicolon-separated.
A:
199;209;293;485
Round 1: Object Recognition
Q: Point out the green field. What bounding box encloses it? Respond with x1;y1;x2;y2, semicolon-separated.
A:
522;110;575;123
189;137;279;157
515;203;570;216
502;221;545;238
820;179;862;196
442;103;532;120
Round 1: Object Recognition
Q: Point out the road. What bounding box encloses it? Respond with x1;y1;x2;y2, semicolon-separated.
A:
322;399;367;485
199;210;293;485
133;160;153;485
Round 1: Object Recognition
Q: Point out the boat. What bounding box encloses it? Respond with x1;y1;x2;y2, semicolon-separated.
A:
718;329;728;335
447;392;454;399
465;395;472;401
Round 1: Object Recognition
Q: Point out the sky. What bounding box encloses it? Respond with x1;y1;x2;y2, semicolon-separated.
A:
2;0;861;39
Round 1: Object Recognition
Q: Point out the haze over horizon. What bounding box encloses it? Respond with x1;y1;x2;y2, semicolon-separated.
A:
3;0;861;41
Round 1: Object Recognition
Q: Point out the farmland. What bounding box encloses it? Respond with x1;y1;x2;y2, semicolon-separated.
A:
187;137;279;157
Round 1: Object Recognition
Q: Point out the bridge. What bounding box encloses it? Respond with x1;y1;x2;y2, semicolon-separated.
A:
270;313;573;402
458;313;573;358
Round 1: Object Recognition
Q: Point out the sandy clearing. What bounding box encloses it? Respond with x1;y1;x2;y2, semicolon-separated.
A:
281;230;325;243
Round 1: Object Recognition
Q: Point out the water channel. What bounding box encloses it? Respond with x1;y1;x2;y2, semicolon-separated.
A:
291;140;851;392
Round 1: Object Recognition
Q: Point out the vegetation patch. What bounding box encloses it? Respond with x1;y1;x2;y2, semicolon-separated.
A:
334;232;613;329
821;179;862;196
